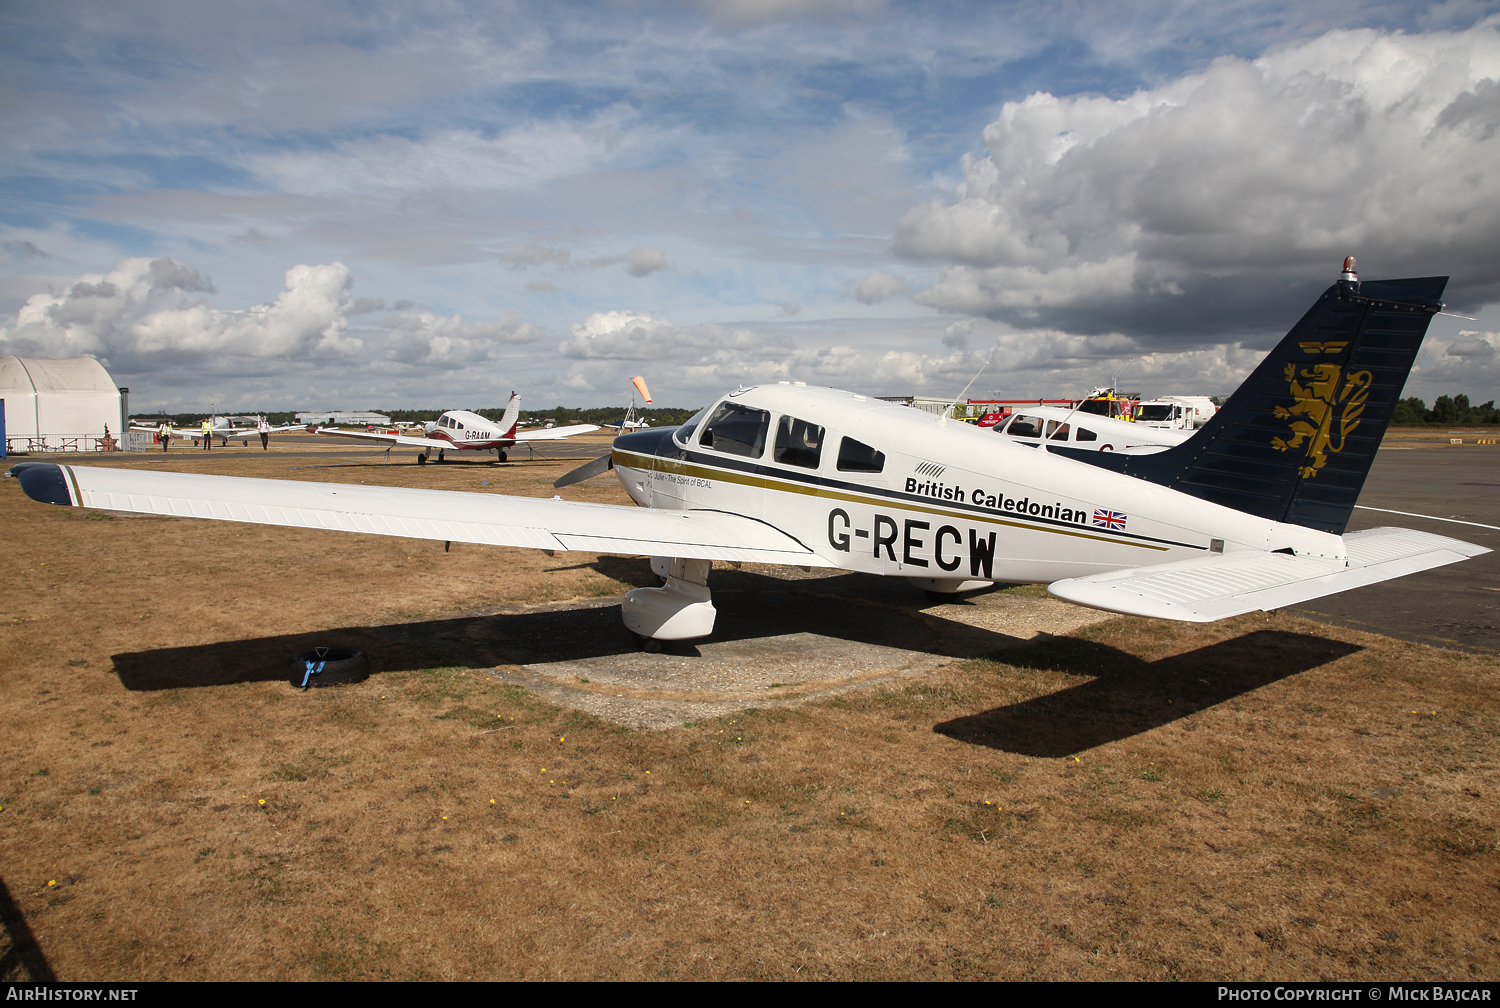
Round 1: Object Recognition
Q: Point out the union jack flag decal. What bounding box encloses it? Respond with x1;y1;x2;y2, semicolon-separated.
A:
1092;509;1127;531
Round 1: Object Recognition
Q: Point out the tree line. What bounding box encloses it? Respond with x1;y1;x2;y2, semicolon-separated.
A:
1390;395;1499;426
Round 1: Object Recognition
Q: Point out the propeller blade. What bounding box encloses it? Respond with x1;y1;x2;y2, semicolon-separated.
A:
553;452;614;488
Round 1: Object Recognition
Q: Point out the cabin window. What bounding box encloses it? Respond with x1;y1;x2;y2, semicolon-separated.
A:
457;421;465;431
1006;414;1044;439
1046;421;1069;440
674;406;711;445
1075;427;1098;442
773;415;824;469
698;402;770;458
836;437;884;473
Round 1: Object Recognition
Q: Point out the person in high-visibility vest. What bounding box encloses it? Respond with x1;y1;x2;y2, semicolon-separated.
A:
158;421;173;452
201;418;213;449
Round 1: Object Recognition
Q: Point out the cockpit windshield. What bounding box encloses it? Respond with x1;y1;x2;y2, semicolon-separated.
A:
674;405;711;445
698;402;770;458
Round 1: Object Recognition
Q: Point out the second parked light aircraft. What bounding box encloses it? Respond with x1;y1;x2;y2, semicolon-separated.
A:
988;405;1192;454
310;393;599;463
11;263;1488;648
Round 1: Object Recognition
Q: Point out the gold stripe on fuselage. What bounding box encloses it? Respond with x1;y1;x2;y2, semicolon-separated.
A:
611;448;1167;552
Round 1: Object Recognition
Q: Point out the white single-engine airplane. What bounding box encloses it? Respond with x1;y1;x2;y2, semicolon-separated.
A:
988;405;1193;454
11;264;1488;648
132;416;302;447
309;393;599;463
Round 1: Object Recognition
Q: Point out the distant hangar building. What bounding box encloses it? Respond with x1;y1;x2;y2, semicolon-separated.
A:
295;411;392;426
0;355;129;453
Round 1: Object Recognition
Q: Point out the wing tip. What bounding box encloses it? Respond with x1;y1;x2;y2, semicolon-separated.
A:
13;463;73;505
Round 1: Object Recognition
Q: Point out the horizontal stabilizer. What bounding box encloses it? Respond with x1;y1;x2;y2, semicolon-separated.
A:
1047;527;1488;622
514;424;600;440
12;464;832;567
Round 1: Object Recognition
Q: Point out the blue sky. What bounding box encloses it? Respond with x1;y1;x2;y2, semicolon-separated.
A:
3;0;1499;412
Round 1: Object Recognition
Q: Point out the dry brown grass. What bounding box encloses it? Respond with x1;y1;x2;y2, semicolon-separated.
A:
0;441;1496;981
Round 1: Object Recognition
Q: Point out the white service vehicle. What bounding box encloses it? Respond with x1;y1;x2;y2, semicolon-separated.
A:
1134;396;1219;430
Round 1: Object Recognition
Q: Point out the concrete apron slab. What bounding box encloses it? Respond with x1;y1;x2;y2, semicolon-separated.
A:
485;567;1109;729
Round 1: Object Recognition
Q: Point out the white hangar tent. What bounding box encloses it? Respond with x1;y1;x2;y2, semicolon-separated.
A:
0;355;130;454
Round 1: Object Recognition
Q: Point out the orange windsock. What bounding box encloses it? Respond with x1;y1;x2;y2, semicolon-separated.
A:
631;376;652;404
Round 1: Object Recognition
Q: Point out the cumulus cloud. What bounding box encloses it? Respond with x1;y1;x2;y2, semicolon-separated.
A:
1447;331;1498;356
853;268;912;304
561;311;698;360
0;257;546;381
898;25;1500;338
553;308;1161;405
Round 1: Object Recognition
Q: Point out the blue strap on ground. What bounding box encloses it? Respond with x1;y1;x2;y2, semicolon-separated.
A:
300;660;326;687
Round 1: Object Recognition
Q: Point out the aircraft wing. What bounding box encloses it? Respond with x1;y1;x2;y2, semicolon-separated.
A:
1046;527;1490;622
312;427;450;449
514;424;600;441
11;463;834;567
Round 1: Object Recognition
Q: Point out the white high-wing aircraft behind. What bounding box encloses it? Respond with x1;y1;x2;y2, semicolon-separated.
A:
310;393;599;463
987;405;1192;454
132;416;302;446
12;264;1488;647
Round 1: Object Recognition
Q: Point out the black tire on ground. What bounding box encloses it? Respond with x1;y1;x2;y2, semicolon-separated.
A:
417;452;427;465
438;451;446;463
289;647;369;689
498;451;508;463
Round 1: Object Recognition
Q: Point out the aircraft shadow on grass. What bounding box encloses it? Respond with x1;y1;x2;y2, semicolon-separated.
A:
0;876;56;982
109;564;1028;692
933;630;1364;758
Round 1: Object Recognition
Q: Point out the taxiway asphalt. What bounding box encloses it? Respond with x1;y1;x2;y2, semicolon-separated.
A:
1290;444;1499;654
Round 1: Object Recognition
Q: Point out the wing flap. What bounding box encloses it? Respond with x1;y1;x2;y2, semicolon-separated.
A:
1047;527;1488;622
23;464;829;565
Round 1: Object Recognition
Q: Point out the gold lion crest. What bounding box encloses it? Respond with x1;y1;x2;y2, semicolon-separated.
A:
1271;352;1372;479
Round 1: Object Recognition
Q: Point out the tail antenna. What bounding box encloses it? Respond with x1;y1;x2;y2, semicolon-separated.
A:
1046;358;1132;453
939;350;993;423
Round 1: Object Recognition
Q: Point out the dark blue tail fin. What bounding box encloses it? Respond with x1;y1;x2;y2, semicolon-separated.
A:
1060;271;1448;534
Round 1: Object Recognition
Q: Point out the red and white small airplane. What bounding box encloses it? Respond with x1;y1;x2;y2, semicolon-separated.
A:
310;393;599;464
